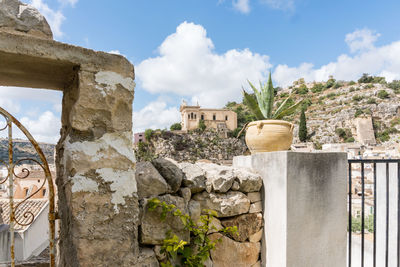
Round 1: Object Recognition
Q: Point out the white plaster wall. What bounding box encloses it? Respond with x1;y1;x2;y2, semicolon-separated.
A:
0;225;10;263
15;204;49;261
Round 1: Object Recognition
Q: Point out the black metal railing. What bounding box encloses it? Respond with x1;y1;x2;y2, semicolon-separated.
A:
348;159;400;267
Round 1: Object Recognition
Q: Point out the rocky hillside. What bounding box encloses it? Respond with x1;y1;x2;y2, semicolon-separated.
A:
135;129;247;163
228;75;400;148
287;77;399;146
0;138;55;165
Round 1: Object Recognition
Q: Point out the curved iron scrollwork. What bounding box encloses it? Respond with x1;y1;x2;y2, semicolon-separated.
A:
0;107;56;267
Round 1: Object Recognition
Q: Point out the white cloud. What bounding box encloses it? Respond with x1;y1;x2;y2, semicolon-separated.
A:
137;22;271;108
273;33;400;86
260;0;295;11
0;111;60;143
0;87;62;104
233;0;251;14
19;111;61;143
133;101;180;132
30;0;65;38
345;28;380;53
0;87;61;142
58;0;78;7
109;50;121;55
0;99;20;115
220;0;295;13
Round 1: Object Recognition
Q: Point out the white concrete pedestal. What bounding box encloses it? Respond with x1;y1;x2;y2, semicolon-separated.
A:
233;152;347;267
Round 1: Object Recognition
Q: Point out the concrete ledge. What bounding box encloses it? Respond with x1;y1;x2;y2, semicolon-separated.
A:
234;152;348;267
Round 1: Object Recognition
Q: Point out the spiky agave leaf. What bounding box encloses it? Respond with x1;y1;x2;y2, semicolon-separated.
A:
273;99;304;120
247;80;268;118
242;89;265;120
273;96;292;118
265;72;275;118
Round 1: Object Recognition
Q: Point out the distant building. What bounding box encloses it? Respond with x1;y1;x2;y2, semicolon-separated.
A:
180;101;237;132
134;132;146;145
0;199;49;262
0;164;56;262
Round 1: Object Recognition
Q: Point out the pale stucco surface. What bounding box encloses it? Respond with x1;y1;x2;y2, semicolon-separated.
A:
234;152;348;267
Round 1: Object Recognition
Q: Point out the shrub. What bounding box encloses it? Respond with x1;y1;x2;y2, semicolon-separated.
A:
354;109;364;117
365;84;374;89
144;129;154;140
350;215;374;233
348;81;356;85
147;198;237;267
136;142;156;162
367;98;377;104
325;77;336;89
224;101;237;108
388;80;400;92
198;119;206;132
333;82;343;89
336;128;353;141
311;83;324;93
372;76;386;84
327;92;336;99
295;84;309;95
377;90;389;99
352;95;363;102
349;87;355;92
279;92;289;98
364;108;372;115
376;131;390;142
390;117;400;126
170;123;182;131
358;73;374;83
345;137;355;143
313;141;322;150
231;127;241;138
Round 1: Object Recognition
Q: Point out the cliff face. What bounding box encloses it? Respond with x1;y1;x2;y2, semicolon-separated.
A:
135;130;247;163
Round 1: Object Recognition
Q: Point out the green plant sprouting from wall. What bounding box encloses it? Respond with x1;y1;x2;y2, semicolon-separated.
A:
243;72;303;120
147;198;237;267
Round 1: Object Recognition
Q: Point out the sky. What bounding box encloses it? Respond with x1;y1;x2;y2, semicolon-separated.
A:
1;0;400;143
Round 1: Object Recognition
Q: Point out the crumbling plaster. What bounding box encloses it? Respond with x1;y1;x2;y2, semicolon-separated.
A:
0;30;139;266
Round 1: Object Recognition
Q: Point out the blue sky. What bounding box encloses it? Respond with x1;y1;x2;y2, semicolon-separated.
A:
1;0;400;142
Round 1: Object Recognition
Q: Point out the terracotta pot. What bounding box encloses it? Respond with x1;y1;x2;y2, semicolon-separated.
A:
245;120;294;154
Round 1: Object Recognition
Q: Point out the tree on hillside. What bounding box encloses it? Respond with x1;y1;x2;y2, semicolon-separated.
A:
299;107;308;142
170;123;182;131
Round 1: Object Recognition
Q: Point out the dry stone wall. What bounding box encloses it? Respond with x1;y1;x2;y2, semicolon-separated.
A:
136;158;263;267
136;130;247;163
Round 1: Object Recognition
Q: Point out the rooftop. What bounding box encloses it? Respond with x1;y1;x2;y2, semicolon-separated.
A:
0;199;48;231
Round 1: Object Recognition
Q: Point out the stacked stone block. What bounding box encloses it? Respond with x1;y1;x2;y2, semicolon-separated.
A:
136;158;263;267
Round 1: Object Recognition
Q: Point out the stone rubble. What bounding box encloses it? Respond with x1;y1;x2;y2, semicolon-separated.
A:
136;158;263;266
0;0;53;39
135;161;169;199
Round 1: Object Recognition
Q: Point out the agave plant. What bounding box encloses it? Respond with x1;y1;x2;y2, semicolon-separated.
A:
243;72;303;120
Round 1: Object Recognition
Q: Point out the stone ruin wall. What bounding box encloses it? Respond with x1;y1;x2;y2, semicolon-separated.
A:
136;158;263;267
137;130;247;163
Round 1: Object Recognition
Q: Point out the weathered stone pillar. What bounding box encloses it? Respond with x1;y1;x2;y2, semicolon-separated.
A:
0;27;139;266
233;152;347;267
57;66;138;266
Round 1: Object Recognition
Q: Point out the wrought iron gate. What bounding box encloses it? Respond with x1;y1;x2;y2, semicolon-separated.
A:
0;107;56;267
348;159;400;267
